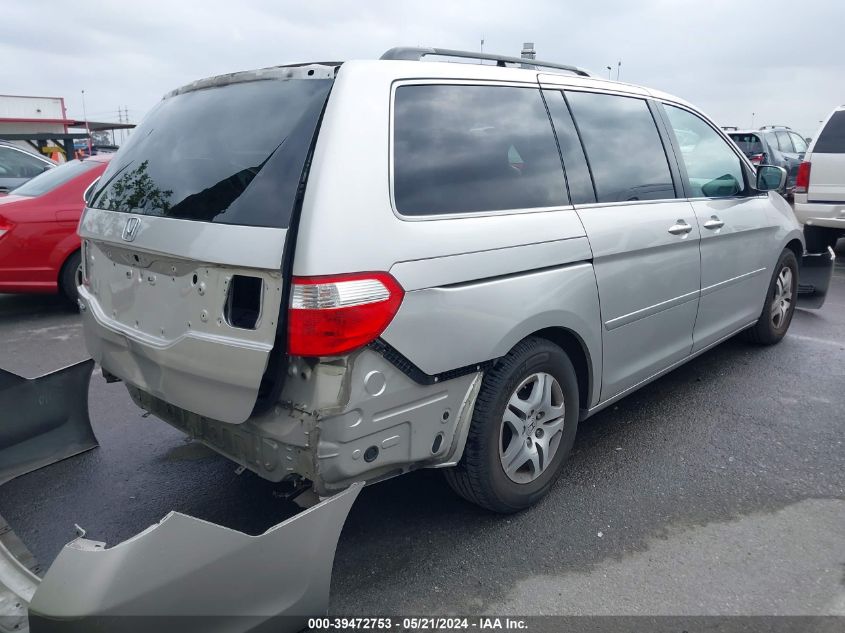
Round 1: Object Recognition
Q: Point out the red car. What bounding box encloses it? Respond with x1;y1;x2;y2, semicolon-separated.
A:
0;155;112;303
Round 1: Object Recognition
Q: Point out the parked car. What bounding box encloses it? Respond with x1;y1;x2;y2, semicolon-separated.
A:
76;48;830;517
726;126;808;194
0;155;111;302
793;105;845;251
0;141;55;193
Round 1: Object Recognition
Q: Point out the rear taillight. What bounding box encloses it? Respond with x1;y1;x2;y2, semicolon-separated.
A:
288;272;404;356
0;217;11;240
750;153;765;166
795;161;811;194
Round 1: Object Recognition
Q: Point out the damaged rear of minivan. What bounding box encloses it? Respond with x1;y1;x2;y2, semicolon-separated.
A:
78;64;335;426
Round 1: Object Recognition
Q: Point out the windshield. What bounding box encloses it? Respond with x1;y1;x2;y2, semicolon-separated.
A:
728;133;763;156
11;159;98;197
89;77;333;228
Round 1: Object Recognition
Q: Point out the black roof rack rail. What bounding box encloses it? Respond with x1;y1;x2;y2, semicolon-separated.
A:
380;47;590;77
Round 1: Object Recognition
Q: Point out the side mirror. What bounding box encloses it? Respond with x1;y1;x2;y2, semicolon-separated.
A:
756;165;787;192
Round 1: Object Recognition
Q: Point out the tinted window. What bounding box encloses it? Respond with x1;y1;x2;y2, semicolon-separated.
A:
728;133;764;156
814;111;845;153
90;78;332;228
775;131;795;153
0;146;51;179
790;133;808;153
664;105;746;198
543;90;596;204
393;85;568;215
12;159;97;197
565;92;675;203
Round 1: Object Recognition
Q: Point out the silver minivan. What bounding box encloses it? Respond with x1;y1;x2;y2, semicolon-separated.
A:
77;48;832;514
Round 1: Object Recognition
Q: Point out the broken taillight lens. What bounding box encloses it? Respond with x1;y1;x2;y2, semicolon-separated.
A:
288;272;404;356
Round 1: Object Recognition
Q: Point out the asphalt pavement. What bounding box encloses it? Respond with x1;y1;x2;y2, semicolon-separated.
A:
0;259;843;617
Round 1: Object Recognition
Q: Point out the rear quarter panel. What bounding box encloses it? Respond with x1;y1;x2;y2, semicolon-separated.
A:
297;61;603;405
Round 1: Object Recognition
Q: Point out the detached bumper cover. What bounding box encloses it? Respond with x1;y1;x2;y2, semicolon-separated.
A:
27;482;362;633
797;246;836;310
0;360;98;486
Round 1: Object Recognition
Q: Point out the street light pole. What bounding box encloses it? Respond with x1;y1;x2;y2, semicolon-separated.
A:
616;60;622;80
81;89;92;156
606;65;612;79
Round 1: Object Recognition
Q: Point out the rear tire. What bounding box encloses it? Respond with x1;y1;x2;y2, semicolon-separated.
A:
743;249;798;345
444;337;580;513
59;250;82;306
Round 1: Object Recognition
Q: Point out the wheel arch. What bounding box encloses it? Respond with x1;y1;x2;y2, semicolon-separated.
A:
785;238;802;261
526;326;593;416
58;247;81;281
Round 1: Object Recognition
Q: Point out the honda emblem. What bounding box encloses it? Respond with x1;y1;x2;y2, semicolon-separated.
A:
121;217;141;242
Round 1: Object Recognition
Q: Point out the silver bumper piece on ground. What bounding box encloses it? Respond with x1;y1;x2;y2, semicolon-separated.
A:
0;359;98;486
26;482;362;633
797;246;836;310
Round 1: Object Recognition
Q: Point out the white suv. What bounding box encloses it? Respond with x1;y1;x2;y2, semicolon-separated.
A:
794;105;845;249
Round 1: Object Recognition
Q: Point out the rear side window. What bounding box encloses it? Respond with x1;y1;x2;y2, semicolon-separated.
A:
11;159;96;197
790;133;808;153
729;133;764;155
543;90;596;204
775;131;795;153
565;91;675;203
90;77;332;228
664;105;746;198
393;85;568;215
814;111;845;153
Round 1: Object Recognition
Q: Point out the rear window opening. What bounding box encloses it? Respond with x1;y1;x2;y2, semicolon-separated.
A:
224;275;263;329
814;111;845;153
728;133;764;156
88;72;333;228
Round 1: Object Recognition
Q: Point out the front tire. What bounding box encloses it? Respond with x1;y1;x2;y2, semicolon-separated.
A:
744;249;798;345
444;337;580;513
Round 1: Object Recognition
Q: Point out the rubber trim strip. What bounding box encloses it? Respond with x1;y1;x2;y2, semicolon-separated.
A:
369;338;491;385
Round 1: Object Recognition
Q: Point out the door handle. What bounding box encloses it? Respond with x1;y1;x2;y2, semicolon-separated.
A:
703;216;725;230
668;220;693;235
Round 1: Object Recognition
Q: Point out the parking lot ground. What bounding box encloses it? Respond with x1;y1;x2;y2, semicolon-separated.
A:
0;259;843;616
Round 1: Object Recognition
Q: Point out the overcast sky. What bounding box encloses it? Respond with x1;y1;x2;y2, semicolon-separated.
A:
5;0;844;137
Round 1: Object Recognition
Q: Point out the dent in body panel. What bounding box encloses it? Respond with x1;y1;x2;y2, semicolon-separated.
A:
382;263;603;406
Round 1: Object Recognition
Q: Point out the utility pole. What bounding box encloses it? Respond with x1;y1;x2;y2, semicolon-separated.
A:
81;89;92;155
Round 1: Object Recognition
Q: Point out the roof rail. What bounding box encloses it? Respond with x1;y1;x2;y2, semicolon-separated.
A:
759;125;792;130
380;47;590;77
721;126;739;131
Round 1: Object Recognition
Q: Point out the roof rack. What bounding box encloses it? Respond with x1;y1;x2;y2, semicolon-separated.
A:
721;126;739;131
759;125;792;130
380;47;590;77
